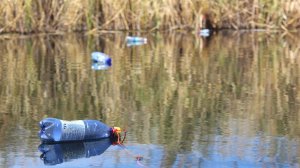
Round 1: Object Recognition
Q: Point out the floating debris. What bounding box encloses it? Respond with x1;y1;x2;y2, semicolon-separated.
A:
39;118;123;143
91;52;112;65
126;36;147;43
199;29;210;37
91;52;112;70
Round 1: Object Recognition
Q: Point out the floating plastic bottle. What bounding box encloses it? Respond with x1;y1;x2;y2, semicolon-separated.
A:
126;36;147;43
39;118;122;143
91;52;112;66
38;138;112;165
199;29;210;37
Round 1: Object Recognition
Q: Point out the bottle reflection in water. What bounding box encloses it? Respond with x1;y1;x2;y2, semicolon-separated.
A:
126;40;147;47
91;62;111;70
39;138;112;166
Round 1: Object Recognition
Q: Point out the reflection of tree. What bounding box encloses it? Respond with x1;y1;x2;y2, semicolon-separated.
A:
0;32;299;166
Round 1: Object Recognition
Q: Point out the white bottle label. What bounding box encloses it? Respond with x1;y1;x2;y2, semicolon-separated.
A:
60;120;85;141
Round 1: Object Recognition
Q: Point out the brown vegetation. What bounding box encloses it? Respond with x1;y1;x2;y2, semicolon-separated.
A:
0;0;300;33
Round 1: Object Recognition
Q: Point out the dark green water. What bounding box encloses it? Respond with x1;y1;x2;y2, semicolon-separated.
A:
0;32;299;168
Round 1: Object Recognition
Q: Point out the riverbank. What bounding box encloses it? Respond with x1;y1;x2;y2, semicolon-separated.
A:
0;0;299;34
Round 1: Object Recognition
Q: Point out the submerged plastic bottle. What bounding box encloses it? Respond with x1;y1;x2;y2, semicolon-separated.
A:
126;36;147;43
39;118;121;143
91;52;112;66
39;138;112;165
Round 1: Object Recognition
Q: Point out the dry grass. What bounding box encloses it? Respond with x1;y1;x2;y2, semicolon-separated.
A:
0;0;299;33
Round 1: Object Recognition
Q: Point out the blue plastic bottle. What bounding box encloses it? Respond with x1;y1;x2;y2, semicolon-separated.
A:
39;118;119;143
39;138;112;165
126;36;147;43
91;52;112;66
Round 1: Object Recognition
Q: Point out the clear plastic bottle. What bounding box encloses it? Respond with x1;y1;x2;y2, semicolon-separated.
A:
38;138;112;165
39;118;116;143
91;52;112;66
199;29;210;37
126;36;147;43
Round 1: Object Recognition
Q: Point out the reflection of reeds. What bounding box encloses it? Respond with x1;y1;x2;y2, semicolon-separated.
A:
0;32;300;165
1;0;300;33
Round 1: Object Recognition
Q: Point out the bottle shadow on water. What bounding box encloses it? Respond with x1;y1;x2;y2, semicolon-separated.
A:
38;138;112;166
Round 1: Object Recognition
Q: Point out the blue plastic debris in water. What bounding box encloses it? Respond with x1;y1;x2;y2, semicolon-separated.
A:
91;52;112;66
38;138;112;165
199;29;210;37
126;36;147;43
39;118;121;143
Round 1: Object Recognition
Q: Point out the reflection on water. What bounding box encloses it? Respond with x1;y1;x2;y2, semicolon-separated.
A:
39;138;112;166
126;41;147;47
0;32;299;167
91;62;111;71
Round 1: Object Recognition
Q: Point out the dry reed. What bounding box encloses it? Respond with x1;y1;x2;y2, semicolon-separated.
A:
0;0;300;33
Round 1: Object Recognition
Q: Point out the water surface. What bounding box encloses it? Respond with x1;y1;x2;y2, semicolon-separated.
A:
0;32;299;167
